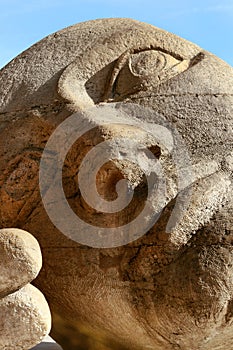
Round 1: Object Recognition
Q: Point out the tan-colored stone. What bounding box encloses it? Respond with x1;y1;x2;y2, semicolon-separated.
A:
0;228;42;297
0;284;51;350
0;18;232;350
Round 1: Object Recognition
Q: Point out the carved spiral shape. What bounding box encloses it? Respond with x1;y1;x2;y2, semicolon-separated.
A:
39;103;195;248
39;41;213;248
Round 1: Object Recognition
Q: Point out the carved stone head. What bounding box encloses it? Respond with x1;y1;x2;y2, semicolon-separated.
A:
0;18;232;350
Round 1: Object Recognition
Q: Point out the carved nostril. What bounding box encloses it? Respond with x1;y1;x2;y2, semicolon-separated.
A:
96;161;125;201
148;145;161;159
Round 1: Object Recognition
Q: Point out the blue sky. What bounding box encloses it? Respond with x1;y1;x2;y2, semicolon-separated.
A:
0;0;233;68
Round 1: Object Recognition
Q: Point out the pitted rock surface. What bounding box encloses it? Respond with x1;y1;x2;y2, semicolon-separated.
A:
0;228;42;296
0;229;51;349
0;284;51;350
0;18;232;350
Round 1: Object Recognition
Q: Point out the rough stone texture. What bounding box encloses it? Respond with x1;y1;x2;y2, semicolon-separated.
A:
0;228;42;297
0;284;51;350
0;18;232;350
0;229;51;349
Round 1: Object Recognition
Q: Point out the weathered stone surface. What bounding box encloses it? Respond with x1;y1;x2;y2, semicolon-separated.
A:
0;18;232;350
0;284;51;350
0;228;42;296
0;229;51;349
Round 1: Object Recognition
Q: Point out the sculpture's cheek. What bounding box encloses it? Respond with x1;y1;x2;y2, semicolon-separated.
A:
0;114;57;227
0;154;41;227
4;155;39;199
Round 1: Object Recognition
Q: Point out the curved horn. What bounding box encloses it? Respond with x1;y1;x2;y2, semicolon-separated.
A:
58;43;113;110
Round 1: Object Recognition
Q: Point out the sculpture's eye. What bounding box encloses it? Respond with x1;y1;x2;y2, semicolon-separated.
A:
130;50;176;76
103;49;204;102
59;44;204;108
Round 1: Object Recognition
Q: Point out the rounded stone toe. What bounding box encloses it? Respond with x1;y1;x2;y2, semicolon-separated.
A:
0;228;42;296
0;284;51;350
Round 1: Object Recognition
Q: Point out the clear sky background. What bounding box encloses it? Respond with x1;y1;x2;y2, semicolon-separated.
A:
0;0;233;69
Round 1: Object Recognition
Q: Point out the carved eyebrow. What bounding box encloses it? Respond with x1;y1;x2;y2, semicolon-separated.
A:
103;47;205;102
126;45;186;60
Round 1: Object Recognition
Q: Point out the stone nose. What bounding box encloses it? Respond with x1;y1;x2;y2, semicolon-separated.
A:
41;103;225;249
76;122;163;214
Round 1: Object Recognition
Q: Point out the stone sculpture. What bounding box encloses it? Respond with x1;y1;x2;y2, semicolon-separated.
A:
0;18;232;349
